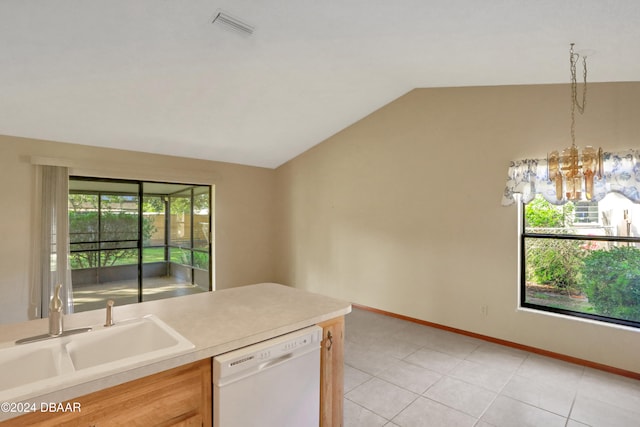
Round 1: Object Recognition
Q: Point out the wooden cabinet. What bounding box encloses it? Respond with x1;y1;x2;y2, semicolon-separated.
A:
319;316;345;427
2;359;211;427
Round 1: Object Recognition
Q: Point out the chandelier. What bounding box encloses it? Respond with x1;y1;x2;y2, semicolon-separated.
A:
547;43;603;202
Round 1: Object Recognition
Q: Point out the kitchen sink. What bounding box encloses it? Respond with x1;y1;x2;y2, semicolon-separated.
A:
0;315;193;402
0;341;73;391
66;315;193;370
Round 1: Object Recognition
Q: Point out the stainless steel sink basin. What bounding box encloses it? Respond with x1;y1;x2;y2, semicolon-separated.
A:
0;315;193;402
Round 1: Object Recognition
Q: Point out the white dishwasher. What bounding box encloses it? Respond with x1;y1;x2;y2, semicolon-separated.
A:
213;325;323;427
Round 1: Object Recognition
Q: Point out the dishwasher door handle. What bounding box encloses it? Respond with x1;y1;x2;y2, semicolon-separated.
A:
258;352;294;370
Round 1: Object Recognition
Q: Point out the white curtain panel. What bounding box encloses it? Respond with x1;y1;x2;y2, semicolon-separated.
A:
30;165;73;318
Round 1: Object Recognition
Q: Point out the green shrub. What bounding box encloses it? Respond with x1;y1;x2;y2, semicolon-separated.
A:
69;211;156;268
526;238;584;289
525;196;584;290
579;246;640;322
525;196;574;228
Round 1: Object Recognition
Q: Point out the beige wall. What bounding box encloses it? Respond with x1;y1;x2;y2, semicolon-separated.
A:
2;82;639;373
0;135;277;324
274;82;640;374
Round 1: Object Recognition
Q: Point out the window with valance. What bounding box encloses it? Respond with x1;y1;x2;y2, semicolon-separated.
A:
503;149;640;328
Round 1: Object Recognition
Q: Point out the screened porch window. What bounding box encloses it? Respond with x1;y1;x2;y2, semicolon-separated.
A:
69;177;213;313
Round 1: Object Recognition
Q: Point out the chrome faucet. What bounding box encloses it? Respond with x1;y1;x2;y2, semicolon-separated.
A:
49;284;64;336
105;300;115;327
15;284;92;345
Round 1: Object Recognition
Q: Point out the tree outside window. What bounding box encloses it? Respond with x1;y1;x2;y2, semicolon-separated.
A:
523;193;640;327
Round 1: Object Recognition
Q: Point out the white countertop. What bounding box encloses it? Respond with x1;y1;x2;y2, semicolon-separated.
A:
0;283;351;421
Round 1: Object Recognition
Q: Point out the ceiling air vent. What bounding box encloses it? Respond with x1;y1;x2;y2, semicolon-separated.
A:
212;11;254;36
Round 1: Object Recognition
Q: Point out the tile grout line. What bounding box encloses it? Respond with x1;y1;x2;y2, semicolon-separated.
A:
472;351;531;426
365;332;463;425
564;367;585;427
391;342;487;424
345;367;420;425
344;395;392;426
350;315;515;425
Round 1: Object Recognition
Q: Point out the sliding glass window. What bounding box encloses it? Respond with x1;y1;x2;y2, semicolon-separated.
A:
69;178;213;313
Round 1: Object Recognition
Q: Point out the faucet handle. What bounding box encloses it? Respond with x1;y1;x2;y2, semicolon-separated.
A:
105;300;115;327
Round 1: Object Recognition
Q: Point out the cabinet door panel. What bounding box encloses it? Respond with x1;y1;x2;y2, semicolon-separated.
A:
1;359;211;427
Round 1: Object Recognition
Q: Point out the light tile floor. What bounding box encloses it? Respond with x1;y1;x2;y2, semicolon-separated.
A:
72;277;206;312
344;308;640;427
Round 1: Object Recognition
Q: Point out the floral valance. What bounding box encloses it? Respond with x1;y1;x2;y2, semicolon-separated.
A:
502;149;640;206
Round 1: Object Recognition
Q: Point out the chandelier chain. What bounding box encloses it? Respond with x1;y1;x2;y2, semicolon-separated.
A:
547;43;602;202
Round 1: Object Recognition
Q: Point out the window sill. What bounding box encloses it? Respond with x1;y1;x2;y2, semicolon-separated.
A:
516;305;640;333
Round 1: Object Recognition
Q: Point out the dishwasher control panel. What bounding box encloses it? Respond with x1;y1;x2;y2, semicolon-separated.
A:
213;325;322;382
283;335;311;351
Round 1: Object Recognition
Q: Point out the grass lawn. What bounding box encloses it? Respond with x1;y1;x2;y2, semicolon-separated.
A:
525;283;595;313
71;246;208;268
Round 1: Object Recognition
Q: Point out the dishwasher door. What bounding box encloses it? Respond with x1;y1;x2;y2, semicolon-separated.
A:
213;325;323;427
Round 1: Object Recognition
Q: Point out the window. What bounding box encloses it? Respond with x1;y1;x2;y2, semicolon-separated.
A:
69;177;213;313
522;193;640;328
573;200;599;224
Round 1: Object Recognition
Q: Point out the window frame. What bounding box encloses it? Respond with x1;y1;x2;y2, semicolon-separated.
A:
69;181;141;270
520;199;640;329
69;176;213;311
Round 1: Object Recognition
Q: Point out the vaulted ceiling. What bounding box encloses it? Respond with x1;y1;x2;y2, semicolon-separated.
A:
2;1;639;168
